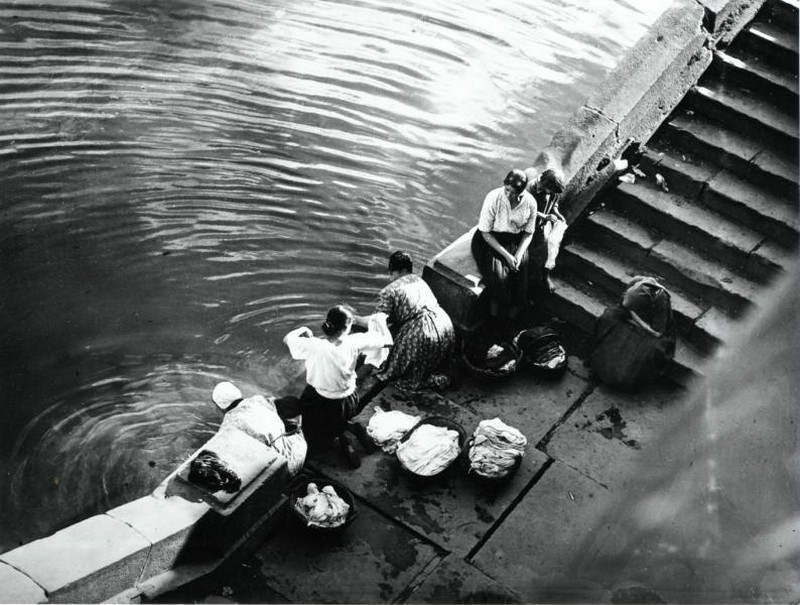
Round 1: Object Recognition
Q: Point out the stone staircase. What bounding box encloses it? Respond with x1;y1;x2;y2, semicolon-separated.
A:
547;0;799;384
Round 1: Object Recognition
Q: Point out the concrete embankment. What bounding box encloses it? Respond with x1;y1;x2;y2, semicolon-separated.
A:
423;0;724;332
424;0;798;386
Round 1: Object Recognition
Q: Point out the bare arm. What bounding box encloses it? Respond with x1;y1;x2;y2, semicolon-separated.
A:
514;231;534;265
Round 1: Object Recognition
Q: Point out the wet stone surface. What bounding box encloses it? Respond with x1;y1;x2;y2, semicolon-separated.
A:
409;554;523;604
470;460;616;602
545;378;689;489
246;501;440;604
306;370;589;555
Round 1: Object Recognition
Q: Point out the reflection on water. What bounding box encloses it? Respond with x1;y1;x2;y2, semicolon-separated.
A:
0;0;671;550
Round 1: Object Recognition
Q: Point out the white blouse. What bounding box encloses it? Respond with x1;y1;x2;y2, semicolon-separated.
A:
477;186;537;234
284;329;384;399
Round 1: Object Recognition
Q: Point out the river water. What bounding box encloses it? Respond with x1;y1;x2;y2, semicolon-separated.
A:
0;0;672;551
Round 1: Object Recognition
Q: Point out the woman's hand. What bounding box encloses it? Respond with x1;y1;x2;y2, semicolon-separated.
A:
504;250;519;272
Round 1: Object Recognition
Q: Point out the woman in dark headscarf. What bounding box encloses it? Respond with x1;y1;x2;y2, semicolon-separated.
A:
471;169;538;333
589;276;676;391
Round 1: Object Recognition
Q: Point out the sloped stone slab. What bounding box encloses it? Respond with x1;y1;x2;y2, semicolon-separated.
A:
307;372;589;555
107;494;211;581
248;501;439;604
0;561;46;604
545;381;690;489
0;514;150;604
411;554;523;603
469;460;616;602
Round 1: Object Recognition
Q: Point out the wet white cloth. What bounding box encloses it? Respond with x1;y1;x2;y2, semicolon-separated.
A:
221;395;285;444
468;418;527;478
293;483;350;528
396;424;460;476
220;394;306;476
269;432;307;477
543;217;568;270
366;407;420;454
362;312;393;368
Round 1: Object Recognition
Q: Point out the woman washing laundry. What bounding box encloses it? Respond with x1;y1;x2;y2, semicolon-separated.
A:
355;251;455;392
282;305;387;467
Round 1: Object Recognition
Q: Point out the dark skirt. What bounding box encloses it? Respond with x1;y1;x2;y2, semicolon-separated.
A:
276;385;361;450
471;229;531;310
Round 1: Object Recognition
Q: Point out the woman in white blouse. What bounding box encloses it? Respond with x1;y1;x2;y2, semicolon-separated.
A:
471;169;538;331
282;305;384;465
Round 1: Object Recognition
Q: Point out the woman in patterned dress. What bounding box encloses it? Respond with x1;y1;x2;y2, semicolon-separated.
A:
363;251;455;391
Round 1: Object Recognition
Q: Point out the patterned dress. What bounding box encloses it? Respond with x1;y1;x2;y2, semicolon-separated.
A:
375;274;455;391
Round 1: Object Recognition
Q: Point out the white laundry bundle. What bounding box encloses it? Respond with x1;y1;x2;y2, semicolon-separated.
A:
396;424;461;477
367;407;420;454
468;418;527;478
220;395;285;445
293;483;350;529
362;312;393;368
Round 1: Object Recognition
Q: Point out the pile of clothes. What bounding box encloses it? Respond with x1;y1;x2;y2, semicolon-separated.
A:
292;482;351;529
467;418;527;479
396;423;461;477
366;408;420;454
188;450;242;494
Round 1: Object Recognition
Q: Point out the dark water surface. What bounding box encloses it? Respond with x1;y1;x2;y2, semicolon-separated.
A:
0;0;671;550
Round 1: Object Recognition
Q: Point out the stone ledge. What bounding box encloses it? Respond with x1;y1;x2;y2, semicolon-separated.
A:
107;495;212;583
0;561;47;604
424;0;732;336
0;515;150;604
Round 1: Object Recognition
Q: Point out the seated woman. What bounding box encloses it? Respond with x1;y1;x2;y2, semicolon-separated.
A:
282;305;386;467
358;250;455;392
471;169;538;334
589;276;676;391
525;166;567;294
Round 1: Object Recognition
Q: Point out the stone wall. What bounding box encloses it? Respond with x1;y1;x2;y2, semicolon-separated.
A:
423;0;768;333
0;449;288;604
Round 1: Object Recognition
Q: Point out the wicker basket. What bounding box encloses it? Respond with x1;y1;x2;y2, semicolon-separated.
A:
464;436;523;486
513;326;568;377
396;416;467;482
461;337;522;380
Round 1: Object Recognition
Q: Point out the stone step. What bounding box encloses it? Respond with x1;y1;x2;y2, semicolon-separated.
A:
710;50;799;112
581;206;760;315
705;169;799;248
736;20;799;71
558;242;726;353
540;274;705;386
640;147;799;248
608;181;784;282
688;81;799;152
765;0;799;29
661;112;799;197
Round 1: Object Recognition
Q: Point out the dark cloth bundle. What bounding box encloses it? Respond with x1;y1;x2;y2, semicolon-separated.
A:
188;450;242;494
514;326;567;376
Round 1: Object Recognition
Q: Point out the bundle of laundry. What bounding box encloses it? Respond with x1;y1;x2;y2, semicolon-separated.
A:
367;407;420;454
362;312;393;368
292;482;351;529
185;424;271;495
188;449;242;494
396;423;461;477
467;418;527;479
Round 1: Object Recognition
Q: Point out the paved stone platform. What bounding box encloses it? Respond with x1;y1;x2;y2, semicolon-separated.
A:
156;353;688;604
